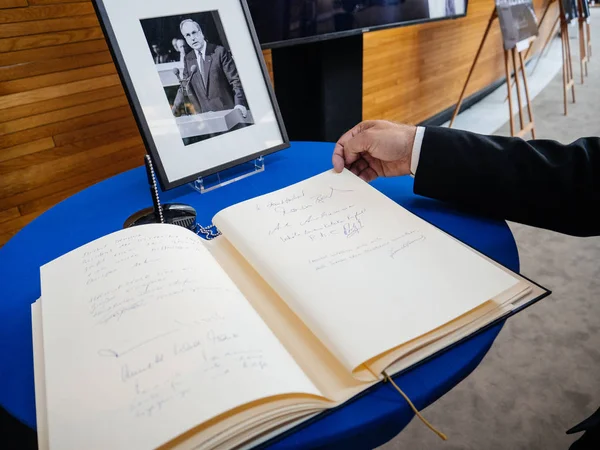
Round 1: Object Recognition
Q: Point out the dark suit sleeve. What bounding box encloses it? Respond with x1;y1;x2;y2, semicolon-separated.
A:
219;48;247;108
413;126;600;237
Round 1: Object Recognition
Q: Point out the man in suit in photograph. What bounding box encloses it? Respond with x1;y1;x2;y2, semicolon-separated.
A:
168;38;187;64
172;19;248;119
331;120;600;449
151;43;169;64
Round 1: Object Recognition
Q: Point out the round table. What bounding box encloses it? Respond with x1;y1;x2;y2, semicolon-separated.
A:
0;142;519;449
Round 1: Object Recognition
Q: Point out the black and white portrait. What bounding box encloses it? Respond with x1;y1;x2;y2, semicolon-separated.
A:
92;0;290;190
141;11;255;146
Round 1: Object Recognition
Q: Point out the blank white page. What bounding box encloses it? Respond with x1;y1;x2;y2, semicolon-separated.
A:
39;224;319;450
214;169;521;374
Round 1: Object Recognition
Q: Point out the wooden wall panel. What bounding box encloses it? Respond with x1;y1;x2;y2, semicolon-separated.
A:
0;50;113;81
0;137;55;163
363;0;550;124
0;26;104;52
0;105;132;152
0;1;28;8
1;84;123;122
0;14;99;37
0;39;107;65
0;0;555;247
29;0;88;5
0;3;93;22
0;1;141;246
263;48;274;86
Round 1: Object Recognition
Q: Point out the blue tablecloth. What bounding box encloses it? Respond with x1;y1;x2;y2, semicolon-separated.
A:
0;141;518;449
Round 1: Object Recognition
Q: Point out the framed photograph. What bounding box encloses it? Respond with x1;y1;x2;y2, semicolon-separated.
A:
92;0;289;191
495;0;539;50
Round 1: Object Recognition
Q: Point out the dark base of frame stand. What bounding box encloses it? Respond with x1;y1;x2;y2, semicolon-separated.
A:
188;156;265;194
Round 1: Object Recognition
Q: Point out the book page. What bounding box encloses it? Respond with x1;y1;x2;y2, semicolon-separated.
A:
39;224;321;450
31;301;49;450
213;169;522;375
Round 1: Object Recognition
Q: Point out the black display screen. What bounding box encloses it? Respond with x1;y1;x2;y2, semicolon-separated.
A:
246;0;468;48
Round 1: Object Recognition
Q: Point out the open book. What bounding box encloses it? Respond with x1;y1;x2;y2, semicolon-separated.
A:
31;169;548;450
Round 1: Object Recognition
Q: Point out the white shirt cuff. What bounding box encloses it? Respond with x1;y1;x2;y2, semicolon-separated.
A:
410;126;425;176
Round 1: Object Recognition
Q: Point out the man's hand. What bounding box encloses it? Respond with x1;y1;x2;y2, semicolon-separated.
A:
234;104;248;118
332;120;417;182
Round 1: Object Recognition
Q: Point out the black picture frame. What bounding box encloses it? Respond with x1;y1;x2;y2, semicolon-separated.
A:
91;0;290;191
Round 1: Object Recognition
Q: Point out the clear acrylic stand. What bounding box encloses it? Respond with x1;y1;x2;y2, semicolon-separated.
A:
189;156;265;194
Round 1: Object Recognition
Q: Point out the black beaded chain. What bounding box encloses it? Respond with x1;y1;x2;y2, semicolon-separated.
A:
195;223;222;240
